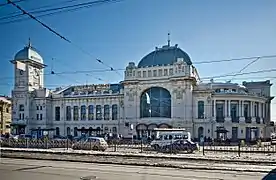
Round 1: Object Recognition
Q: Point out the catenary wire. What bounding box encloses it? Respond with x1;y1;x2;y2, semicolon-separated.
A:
7;0;122;77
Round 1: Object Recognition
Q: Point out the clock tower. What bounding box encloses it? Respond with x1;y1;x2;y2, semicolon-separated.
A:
10;40;46;135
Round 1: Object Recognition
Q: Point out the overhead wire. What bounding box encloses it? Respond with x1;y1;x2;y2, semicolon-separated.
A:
0;0;123;25
6;0;122;77
0;0;26;7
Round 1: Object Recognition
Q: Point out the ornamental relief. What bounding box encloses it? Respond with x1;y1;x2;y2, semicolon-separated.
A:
173;87;185;100
126;88;137;101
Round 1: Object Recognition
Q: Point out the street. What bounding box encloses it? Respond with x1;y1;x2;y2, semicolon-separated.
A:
0;158;269;180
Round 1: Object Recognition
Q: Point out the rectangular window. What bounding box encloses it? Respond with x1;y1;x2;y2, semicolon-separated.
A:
37;106;39;110
244;104;249;118
254;103;258;117
143;71;146;77
19;113;21;120
36;114;39;120
22;113;24;120
138;71;141;77
104;105;110;120
66;106;71;121
19;104;24;111
169;68;173;75
148;70;152;77
164;69;168;76
40;114;42;120
153;70;157;77
73;106;79;121
40;106;42;110
158;69;162;76
216;104;224;118
96;105;102;120
88;105;94;120
197;101;204;119
55;106;60;121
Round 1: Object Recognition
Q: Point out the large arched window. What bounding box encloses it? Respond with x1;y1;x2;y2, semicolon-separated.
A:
140;87;171;118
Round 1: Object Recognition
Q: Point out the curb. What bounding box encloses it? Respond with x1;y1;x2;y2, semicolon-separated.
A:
1;153;271;173
1;148;275;165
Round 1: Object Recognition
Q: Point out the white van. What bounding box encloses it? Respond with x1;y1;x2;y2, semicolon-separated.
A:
150;128;191;149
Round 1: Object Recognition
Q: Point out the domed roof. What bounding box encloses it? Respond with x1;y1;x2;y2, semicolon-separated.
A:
14;42;43;63
137;44;192;68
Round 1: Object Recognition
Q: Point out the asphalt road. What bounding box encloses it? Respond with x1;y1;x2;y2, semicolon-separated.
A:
0;158;271;180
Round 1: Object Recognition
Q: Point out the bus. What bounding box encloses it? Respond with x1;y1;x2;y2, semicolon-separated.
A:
150;128;192;149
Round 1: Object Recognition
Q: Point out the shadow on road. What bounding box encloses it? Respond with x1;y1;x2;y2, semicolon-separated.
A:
262;169;276;180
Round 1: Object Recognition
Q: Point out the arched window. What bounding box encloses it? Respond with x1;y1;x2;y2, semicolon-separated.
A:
88;105;94;120
67;127;71;136
96;105;102;120
112;104;118;120
104;105;110;120
140;87;171;118
56;127;60;136
81;105;86;120
74;127;78;137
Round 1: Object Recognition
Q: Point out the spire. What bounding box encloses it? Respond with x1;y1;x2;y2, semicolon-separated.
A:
27;37;31;47
167;32;171;46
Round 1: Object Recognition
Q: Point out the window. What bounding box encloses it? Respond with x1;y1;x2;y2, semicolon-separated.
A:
22;113;24;120
112;127;117;133
197;101;204;119
216;104;224;118
231;104;238;118
66;106;71;121
81;105;86;120
88;105;94;120
56;127;60;136
55;106;60;121
153;70;157;77
74;127;78;137
19;113;21;120
169;68;173;75
96;105;102;120
138;71;141;77
254;103;258;117
158;69;162;76
37;106;39;110
19;104;24;111
36;114;39;120
140;87;171;118
112;104;118;120
148;70;152;77
67;127;71;136
143;71;146;77
40;114;42;120
104;105;110;120
244;104;249;118
73;106;79;121
6;108;9;113
164;69;168;76
40;106;42;110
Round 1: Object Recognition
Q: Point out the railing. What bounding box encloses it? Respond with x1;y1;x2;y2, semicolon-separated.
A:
1;138;275;157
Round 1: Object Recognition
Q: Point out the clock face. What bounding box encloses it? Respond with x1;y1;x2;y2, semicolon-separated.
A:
19;70;24;75
33;69;40;79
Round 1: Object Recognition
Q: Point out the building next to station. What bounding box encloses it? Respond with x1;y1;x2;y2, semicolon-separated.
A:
10;39;274;141
0;96;12;135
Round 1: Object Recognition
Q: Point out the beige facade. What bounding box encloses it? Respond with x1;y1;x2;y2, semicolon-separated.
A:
0;96;12;135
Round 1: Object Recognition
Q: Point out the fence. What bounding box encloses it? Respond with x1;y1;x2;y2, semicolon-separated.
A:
1;138;276;157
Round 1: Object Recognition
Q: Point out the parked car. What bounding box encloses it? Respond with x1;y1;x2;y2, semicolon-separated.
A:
72;137;108;151
158;139;199;153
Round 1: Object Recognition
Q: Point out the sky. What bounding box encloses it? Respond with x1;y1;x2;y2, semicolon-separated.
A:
0;0;275;120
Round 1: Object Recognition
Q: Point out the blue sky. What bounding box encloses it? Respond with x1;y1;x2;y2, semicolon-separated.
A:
0;0;275;120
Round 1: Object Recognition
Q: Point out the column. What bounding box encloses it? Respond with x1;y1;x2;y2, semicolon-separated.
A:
241;101;244;117
228;100;231;117
213;100;216;118
251;101;254;117
238;101;242;117
224;100;227;117
258;102;261;118
86;104;89;120
110;103;113;120
71;106;73;121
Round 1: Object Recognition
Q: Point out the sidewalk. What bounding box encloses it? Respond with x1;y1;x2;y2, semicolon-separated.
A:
1;147;276;164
